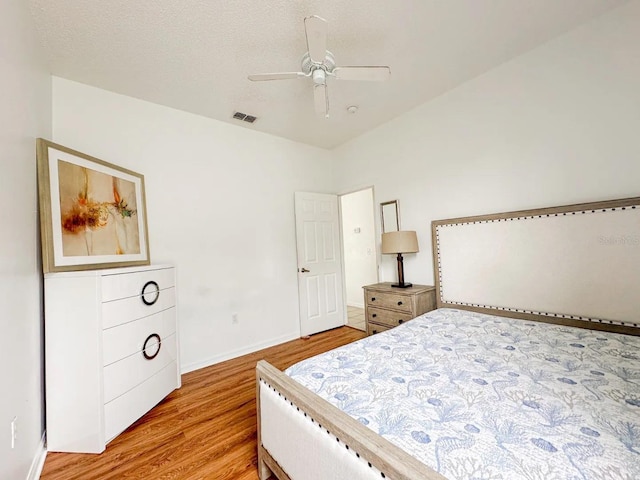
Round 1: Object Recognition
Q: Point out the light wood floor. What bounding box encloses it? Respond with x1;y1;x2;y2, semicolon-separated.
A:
41;326;366;480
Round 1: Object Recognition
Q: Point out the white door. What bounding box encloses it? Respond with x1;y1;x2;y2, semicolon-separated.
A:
295;192;345;336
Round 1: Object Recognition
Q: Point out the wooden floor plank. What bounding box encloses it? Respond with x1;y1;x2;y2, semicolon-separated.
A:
41;326;365;480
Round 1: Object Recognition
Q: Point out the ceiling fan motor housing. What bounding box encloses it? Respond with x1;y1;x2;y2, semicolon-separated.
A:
302;51;335;76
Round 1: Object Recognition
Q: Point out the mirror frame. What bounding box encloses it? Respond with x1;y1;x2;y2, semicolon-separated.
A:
380;200;400;233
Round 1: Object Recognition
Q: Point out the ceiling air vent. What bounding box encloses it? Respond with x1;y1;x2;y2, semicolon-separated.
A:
232;111;258;123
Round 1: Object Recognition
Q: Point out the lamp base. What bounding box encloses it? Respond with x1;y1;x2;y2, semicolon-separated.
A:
391;282;412;289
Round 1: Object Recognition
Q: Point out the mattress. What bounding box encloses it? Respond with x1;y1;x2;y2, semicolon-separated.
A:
286;308;640;480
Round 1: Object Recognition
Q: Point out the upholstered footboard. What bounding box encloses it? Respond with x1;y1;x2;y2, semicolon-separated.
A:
256;360;443;480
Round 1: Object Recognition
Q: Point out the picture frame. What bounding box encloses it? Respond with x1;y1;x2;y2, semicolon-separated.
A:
36;139;150;273
380;199;400;233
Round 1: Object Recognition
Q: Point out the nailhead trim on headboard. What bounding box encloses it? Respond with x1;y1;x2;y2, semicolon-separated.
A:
435;204;640;328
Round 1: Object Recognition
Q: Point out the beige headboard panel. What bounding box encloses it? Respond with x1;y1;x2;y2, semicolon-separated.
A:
432;197;640;335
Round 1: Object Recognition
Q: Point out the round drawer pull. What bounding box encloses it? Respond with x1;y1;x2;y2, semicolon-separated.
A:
397;301;403;306
142;333;162;360
398;319;404;324
141;281;160;305
372;330;378;334
372;313;377;318
371;297;376;301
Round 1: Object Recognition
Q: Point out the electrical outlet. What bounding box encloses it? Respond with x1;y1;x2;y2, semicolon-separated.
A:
232;312;239;324
10;417;17;449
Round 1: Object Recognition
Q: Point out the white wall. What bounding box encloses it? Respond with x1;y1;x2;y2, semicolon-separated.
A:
0;1;51;479
340;189;378;307
333;1;640;288
52;78;334;372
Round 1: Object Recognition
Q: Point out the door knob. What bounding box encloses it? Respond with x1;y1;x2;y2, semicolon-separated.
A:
299;267;310;273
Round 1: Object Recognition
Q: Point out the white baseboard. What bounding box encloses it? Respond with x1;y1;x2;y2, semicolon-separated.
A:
27;432;47;480
180;332;299;374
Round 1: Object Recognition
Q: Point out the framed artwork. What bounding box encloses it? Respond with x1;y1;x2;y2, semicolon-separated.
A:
36;139;150;273
380;199;400;233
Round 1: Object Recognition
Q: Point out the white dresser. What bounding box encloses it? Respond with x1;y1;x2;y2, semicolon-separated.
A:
44;264;181;453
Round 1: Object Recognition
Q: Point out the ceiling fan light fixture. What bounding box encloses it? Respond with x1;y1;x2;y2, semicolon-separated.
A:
312;69;326;85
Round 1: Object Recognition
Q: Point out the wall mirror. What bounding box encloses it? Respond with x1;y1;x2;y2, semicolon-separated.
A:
380;200;400;233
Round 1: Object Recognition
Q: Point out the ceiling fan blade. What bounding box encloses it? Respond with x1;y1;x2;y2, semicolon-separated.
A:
304;15;328;64
313;83;329;118
248;72;306;81
333;66;391;81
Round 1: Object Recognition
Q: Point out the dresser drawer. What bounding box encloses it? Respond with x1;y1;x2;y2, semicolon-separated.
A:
367;307;413;328
103;307;176;366
103;333;177;403
104;361;178;442
365;291;412;313
101;267;175;302
102;286;175;329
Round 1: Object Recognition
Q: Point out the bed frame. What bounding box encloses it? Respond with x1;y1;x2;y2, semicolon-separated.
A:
256;196;640;480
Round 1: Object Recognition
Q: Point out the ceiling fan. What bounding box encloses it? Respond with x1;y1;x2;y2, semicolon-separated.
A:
248;15;391;118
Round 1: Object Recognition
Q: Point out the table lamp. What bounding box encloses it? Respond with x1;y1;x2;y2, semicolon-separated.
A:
381;230;419;288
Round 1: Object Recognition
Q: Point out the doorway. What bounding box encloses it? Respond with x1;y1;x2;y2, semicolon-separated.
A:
294;192;345;336
339;187;378;331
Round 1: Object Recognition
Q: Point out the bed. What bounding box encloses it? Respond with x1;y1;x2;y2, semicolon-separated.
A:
256;196;640;480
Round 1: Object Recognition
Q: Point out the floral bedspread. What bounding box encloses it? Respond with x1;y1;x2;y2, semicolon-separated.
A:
285;308;640;480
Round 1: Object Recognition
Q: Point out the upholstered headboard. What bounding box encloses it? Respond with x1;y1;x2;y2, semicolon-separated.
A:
432;197;640;335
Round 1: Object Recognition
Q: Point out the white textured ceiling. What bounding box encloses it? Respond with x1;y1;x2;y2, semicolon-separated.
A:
29;0;627;149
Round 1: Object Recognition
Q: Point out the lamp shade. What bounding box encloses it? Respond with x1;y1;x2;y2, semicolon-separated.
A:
381;230;419;254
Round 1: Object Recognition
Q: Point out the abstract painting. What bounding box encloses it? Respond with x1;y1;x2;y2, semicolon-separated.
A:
37;139;150;273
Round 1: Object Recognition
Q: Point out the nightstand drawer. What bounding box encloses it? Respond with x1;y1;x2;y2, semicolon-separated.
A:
367;323;392;335
367;307;413;328
365;291;412;313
